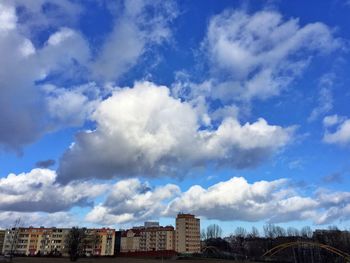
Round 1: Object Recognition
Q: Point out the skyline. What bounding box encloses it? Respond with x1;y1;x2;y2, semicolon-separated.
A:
1;0;350;236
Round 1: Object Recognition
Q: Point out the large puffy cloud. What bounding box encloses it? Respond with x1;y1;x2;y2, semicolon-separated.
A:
179;9;341;102
323;115;350;146
92;0;177;81
86;179;180;225
164;177;350;225
83;176;350;226
57;81;293;183
164;177;318;223
0;168;107;212
2;169;350;226
0;211;80;229
0;1;91;151
0;0;177;151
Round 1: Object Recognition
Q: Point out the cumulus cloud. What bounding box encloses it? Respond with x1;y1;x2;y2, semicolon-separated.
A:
92;0;177;81
185;9;341;102
0;1;91;151
43;82;101;127
323;116;350;146
82;176;350;226
0;211;79;229
163;177;350;225
86;178;180;225
164;177;318;223
0;0;179;151
0;169;107;212
57;81;293;183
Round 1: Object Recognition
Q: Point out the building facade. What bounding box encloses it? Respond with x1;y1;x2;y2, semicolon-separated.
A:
175;213;200;253
0;230;5;255
120;225;175;252
120;229;141;252
1;227;115;256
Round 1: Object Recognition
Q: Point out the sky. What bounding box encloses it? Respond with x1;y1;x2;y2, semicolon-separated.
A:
1;0;350;236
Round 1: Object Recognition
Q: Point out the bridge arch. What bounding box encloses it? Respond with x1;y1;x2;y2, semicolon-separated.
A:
201;246;221;256
262;241;350;262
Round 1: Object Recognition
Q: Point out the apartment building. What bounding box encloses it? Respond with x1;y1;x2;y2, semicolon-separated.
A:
120;224;175;252
84;228;115;256
2;227;115;256
120;229;141;252
175;213;200;253
0;230;5;254
2;227;69;256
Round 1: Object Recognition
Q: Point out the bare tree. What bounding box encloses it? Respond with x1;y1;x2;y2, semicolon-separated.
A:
248;226;259;238
300;226;313;238
263;223;275;239
200;229;207;240
7;218;21;262
65;227;86;261
205;224;223;239
287;227;300;237
84;230;101;256
234;227;247;238
275;226;286;237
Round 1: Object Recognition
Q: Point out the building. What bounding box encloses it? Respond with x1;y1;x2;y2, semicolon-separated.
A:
144;221;160;228
0;230;5;255
140;226;175;251
175;213;200;253
120;225;175;253
84;228;115;256
2;227;70;256
120;229;141;252
2;227;115;256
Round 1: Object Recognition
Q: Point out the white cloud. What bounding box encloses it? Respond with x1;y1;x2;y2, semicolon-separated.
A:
0;168;108;212
196;9;341;102
308;74;335;122
2;170;350;226
82;176;350;226
57;81;293;183
0;2;17;32
164;177;318;222
163;177;350;225
0;211;79;229
323;114;343;127
92;0;177;81
43;83;101;127
86;178;180;225
0;2;91;151
323;117;350;146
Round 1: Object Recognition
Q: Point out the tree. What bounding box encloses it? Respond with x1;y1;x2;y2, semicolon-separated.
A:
263;223;275;239
205;224;223;239
300;226;312;238
84;229;102;256
7;218;22;262
65;227;86;261
248;226;259;238
287;227;300;237
234;227;247;238
274;226;286;237
201;229;207;240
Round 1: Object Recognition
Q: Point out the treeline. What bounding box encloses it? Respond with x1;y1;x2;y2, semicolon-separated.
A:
201;224;350;263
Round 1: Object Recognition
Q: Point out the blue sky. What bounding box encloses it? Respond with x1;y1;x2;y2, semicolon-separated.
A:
1;0;350;236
